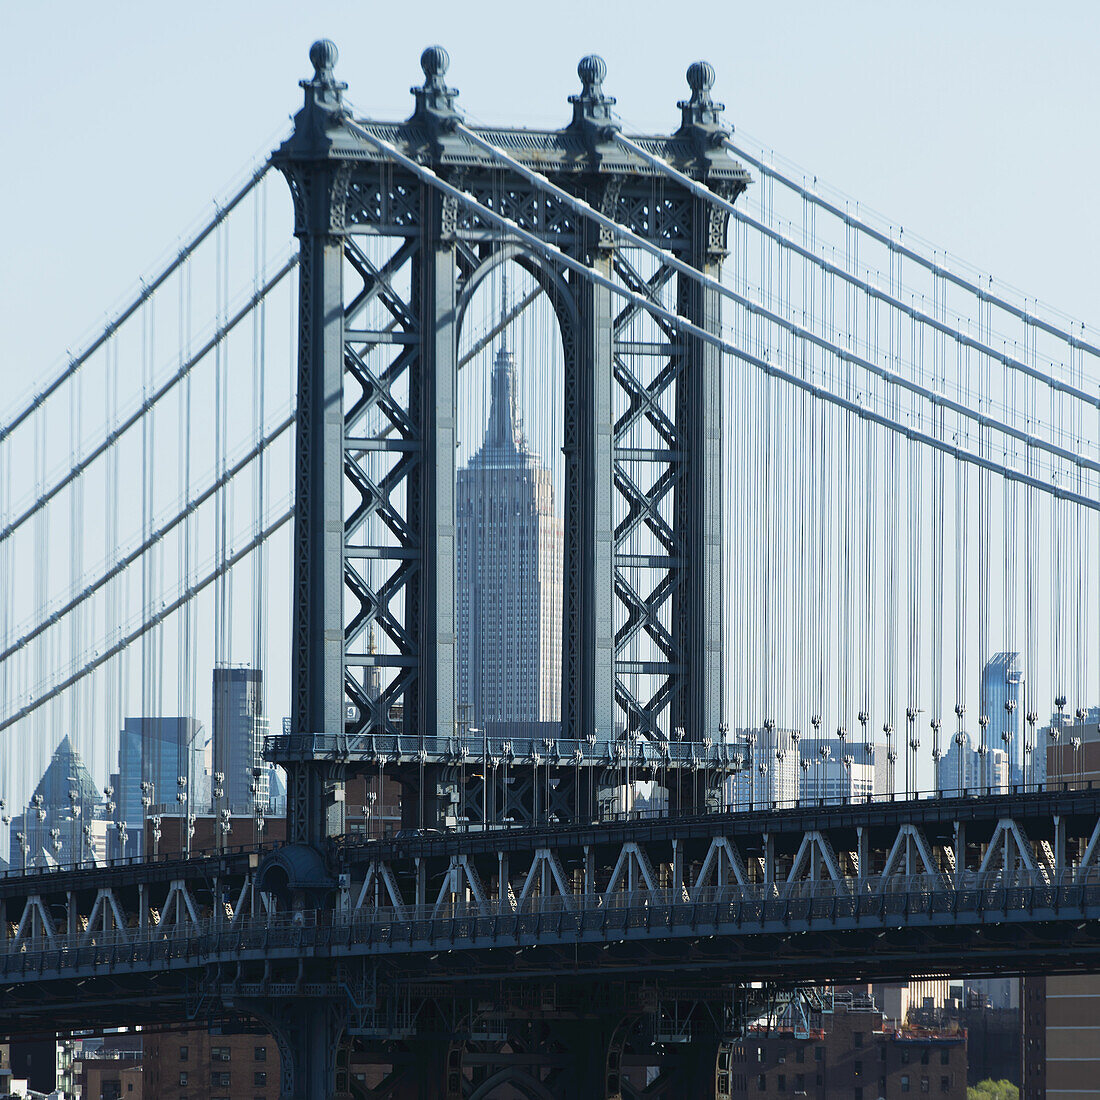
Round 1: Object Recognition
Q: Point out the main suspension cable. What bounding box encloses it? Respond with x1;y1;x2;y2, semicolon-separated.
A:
342;119;1097;512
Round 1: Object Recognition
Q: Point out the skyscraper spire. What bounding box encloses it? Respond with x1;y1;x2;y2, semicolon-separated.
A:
475;268;528;460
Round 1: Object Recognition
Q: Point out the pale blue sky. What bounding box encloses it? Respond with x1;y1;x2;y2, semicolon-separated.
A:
1;0;1097;374
0;1;1097;812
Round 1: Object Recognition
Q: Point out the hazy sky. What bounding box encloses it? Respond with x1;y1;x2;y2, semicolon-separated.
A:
1;0;1098;382
0;2;1097;810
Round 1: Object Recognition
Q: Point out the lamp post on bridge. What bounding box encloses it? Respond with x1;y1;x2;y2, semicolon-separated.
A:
140;780;154;857
176;775;189;857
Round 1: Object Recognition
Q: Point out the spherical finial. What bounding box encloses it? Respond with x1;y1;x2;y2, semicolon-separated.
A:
578;54;607;90
686;60;716;96
309;39;339;78
421;45;451;81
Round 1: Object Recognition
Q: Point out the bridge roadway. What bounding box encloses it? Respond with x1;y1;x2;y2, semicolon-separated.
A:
2;788;1100;1039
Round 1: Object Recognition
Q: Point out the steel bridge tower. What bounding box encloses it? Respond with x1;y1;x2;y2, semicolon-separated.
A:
270;41;748;852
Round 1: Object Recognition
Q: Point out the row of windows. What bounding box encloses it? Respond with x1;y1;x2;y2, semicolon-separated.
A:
746;1040;952;1067
753;1075;952;1094
179;1071;267;1087
178;1044;266;1062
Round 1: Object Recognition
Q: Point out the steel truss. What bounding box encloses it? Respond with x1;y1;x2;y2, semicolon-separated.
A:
4;790;1100;1093
4;789;1100;986
269;44;750;843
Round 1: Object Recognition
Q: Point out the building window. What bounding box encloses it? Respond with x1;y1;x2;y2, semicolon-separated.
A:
796;1048;805;1064
255;1046;267;1061
815;1046;824;1062
901;1075;910;1093
941;1076;950;1092
178;1072;189;1087
254;1071;267;1086
855;1089;862;1100
128;1086;133;1094
921;1050;930;1065
854;1031;864;1048
212;1046;231;1062
777;1074;785;1091
757;1074;767;1091
921;1077;930;1093
211;1071;231;1087
940;1049;949;1065
854;1059;862;1077
179;1045;189;1062
880;1045;887;1062
757;1046;764;1062
796;1073;805;1090
901;1049;911;1064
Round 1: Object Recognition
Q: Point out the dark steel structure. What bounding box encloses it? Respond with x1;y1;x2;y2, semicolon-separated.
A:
271;42;748;850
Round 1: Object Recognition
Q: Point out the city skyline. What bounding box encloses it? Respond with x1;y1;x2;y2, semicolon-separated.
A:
0;26;1096;1095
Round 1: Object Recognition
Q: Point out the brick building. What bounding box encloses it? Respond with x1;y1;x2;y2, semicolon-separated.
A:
73;1050;143;1100
1022;717;1100;1100
144;1032;275;1100
727;1004;966;1099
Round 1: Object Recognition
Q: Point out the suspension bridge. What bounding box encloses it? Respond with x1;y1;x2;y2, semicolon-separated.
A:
2;40;1100;1098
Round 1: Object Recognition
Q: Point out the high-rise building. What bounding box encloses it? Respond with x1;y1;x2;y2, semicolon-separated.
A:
935;731;1008;796
457;336;563;733
728;728;801;809
798;738;876;805
7;735;107;868
118;717;208;856
212;667;268;815
981;652;1024;784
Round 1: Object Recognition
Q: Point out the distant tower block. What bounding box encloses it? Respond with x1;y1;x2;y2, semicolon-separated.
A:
457;331;563;733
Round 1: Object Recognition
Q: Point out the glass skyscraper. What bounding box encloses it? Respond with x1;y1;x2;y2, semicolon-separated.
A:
118;717;207;857
8;735;106;868
212;666;268;815
981;652;1024;785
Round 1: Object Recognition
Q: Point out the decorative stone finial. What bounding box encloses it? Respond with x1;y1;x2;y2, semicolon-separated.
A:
577;54;608;93
686;60;716;98
568;54;618;151
421;45;451;85
309;39;339;82
410;44;462;141
288;37;346;145
676;59;728;158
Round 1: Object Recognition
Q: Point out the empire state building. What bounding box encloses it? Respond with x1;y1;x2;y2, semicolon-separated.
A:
457;336;563;732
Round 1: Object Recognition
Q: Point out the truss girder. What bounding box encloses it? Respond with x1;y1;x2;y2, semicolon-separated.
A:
3;795;1100;1031
270;82;749;833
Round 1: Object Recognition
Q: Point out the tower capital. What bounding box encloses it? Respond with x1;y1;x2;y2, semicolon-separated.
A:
282;40;348;158
409;44;464;151
675;59;731;167
567;54;620;156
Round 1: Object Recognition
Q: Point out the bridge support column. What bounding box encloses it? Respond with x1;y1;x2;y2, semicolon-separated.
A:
553;1021;615;1100
563;249;616;746
243;1000;346;1100
671;195;726;743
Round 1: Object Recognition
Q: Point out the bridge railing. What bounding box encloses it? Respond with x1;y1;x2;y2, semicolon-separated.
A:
3;779;1096;877
4;866;1100;976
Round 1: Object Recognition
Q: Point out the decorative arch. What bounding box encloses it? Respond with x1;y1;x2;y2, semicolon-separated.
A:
456;242;580;353
468;1065;558;1100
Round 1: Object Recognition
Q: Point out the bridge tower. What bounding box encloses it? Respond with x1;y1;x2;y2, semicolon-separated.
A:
269;41;748;848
